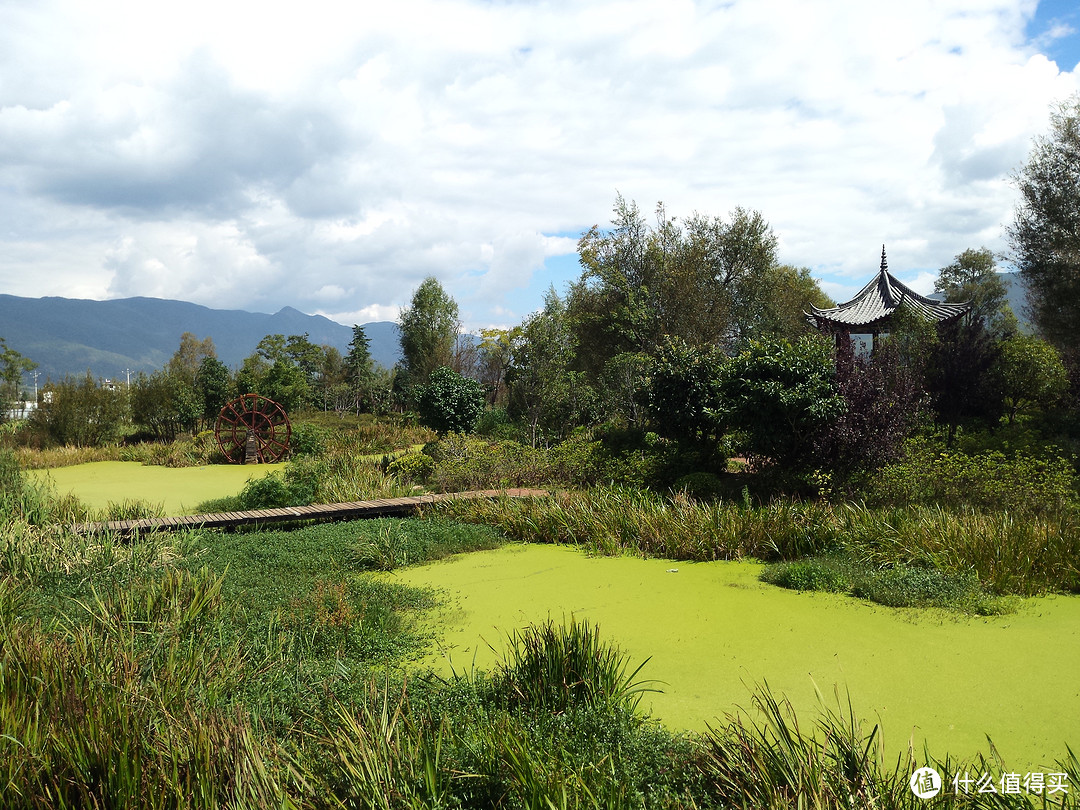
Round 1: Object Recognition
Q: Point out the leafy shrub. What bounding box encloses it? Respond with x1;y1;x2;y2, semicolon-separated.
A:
851;564;1009;614
426;433;553;491
721;335;844;472
386;451;435;484
473;407;519;440
814;338;926;476
352;518;504;570
763;553;1017;614
415;366;486;434
289;421;331;457
672;472;725;501
864;441;1079;513
762;559;849;592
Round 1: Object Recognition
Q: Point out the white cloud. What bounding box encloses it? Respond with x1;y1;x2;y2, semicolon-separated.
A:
0;0;1078;331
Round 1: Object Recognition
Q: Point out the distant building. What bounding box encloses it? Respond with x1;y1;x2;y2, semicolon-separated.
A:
807;246;970;353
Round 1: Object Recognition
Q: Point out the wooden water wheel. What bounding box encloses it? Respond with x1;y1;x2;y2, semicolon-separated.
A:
214;394;291;464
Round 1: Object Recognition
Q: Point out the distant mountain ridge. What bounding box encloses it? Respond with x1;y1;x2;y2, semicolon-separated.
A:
0;294;402;382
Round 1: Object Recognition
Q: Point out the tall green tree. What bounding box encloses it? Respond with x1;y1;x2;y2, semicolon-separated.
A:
167;333;216;386
926;319;1004;445
195;356;234;425
570;196;803;382
0;338;36;417
398;277;460;387
345;325;374;382
997;334;1068;424
131;370;201;441
29;374;128;446
1008;94;1080;353
934;248;1012;334
507;289;596;447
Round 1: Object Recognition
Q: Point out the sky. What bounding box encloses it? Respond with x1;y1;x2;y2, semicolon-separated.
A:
1;0;1079;333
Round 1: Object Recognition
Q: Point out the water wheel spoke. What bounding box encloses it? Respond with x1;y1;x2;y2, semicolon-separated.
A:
215;394;291;464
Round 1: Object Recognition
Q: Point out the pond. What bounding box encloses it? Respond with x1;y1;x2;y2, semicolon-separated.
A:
384;543;1080;771
32;460;282;515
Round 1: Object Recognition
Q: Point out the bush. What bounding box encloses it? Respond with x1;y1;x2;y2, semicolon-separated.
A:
473;407;519;440
386;452;435;484
289;421;331;457
721;335;843;472
761;558;849;592
864;441;1079;513
672;472;725;501
426;434;553;491
415;366;486;434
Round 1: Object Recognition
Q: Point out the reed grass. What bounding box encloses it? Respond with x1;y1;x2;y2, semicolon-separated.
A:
433;488;1080;597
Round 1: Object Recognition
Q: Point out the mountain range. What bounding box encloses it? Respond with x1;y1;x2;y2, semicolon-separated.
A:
0;294;402;384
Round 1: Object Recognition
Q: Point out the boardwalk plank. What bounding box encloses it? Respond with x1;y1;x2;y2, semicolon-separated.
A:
75;489;548;537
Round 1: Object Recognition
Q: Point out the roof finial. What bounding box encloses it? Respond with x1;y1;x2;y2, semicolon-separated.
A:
880;244;888;274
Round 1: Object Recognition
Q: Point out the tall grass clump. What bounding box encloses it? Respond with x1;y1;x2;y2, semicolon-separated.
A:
0;449;89;526
0;569;299;808
494;616;659;716
230;453;413;511
431;487;840;561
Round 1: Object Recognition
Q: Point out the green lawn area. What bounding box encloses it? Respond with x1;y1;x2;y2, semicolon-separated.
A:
384;542;1080;771
31;460;282;515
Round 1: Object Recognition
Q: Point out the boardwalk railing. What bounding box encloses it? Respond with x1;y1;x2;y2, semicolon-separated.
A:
75;489;549;537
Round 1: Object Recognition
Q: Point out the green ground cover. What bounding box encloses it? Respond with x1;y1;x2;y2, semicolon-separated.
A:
385;543;1080;771
30;460;282;515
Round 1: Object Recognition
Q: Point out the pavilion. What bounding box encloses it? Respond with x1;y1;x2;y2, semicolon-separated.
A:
807;246;970;351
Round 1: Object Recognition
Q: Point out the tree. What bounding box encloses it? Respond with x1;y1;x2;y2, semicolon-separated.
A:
997;334;1068;424
29;374;128;446
507;289;596;447
644;338;727;451
168;333;216;386
238;333;320;411
925;319;1003;445
569;196;796;381
0;338;36;418
934;248;1012;334
398;277;460;386
345;325;374;383
477;327;519;407
1008;94;1080;353
814;338;926;475
195;356;233;425
744;264;835;340
720;335;843;471
415;366;486;434
131;370;201;441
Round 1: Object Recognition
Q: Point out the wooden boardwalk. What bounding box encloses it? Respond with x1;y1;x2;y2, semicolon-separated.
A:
76;489;549;537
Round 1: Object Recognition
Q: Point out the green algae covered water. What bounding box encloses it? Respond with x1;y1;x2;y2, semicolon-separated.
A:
33;461;282;515
384;543;1080;771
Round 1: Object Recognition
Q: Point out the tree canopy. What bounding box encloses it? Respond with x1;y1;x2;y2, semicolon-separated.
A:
1009;94;1080;354
934;247;1012;335
398;277;460;386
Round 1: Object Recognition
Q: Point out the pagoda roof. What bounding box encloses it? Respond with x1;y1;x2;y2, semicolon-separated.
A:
808;247;970;330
